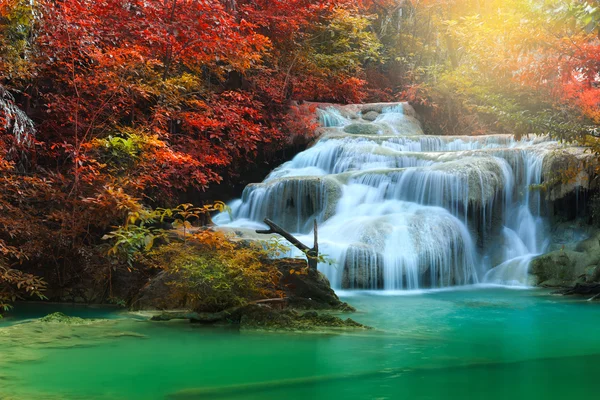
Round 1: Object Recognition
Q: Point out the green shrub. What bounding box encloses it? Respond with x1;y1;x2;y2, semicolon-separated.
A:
147;232;285;313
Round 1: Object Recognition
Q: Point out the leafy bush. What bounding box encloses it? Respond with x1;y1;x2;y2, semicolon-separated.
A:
146;231;287;312
1;243;46;315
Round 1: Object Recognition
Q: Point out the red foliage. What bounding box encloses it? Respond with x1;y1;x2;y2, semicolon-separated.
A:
0;0;384;306
0;0;374;293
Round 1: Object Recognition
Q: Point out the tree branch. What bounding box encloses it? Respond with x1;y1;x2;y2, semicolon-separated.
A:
256;218;319;270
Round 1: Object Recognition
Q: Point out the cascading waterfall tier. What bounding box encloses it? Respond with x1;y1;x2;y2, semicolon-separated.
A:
215;102;562;290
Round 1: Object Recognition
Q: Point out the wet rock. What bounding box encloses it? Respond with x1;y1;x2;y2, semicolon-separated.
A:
358;102;417;117
531;250;589;287
555;282;600;298
240;176;343;233
341;245;384;289
530;234;600;287
361;111;379;121
584;265;600;282
542;148;598;201
575;232;600;253
547;219;599;252
275;259;355;311
429;156;506;206
344;122;388;135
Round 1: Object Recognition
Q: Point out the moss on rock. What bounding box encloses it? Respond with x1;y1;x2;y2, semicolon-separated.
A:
344;122;387;135
39;312;91;324
530;232;600;288
542;148;598;201
238;305;369;331
361;111;379;121
241;176;343;233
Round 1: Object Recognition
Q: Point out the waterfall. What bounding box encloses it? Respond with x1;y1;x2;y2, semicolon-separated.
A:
214;102;560;290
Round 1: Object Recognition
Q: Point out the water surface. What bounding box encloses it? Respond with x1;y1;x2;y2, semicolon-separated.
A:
2;288;600;399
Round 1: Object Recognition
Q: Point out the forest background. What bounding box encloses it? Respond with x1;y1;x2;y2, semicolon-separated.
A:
1;0;599;311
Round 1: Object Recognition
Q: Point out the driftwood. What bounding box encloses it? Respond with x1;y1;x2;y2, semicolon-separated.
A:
589;292;600;302
557;283;600;301
256;218;319;270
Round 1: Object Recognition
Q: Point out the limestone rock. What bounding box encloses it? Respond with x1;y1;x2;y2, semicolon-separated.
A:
429;156;505;206
542;147;598;201
361;111;379;121
240;176;343;233
341;244;384;289
575;231;600;253
344;122;388;135
530;247;600;287
0;315;144;369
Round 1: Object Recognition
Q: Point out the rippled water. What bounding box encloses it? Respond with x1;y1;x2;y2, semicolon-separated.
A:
2;288;600;399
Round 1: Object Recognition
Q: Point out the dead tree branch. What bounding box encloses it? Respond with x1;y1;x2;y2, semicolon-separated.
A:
257;218;319;270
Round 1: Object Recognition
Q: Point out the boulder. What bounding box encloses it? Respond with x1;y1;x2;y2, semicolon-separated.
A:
131;270;193;311
542;148;598;201
575;231;600;253
341;244;384;289
238;306;367;331
430;156;506;207
530;248;600;287
361;111;380;121
344;122;388;135
240;175;343;233
275;259;354;311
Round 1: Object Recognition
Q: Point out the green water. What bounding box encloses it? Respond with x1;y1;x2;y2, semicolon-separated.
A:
2;287;600;400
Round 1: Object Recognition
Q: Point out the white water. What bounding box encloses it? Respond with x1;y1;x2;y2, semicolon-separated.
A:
215;103;558;290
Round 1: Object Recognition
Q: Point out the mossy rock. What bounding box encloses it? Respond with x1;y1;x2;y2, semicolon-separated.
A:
361;111;379;122
341;244;384;290
136;257;355;314
132;270;195;311
39;312;91;324
242;176;343;233
530;228;600;288
575;232;600;253
531;247;600;288
275;259;354;311
239;305;369;331
542;148;597;201
530;250;585;287
343;123;385;135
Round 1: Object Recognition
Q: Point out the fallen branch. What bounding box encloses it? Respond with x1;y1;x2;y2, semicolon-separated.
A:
256;218;319;270
557;283;600;297
588;292;600;302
